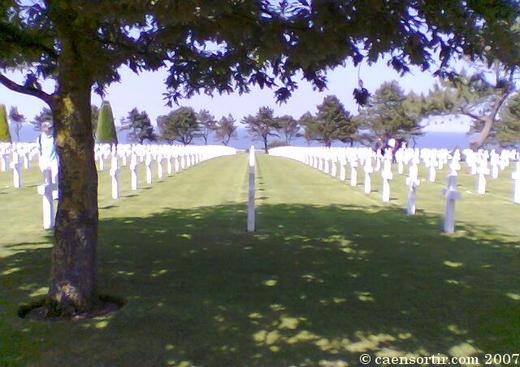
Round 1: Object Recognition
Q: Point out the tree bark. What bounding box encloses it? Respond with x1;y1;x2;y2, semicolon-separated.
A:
46;35;98;315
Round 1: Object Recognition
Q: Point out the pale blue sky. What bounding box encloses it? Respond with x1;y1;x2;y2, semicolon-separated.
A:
1;58;470;132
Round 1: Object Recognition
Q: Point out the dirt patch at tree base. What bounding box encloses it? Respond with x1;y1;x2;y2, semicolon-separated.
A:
18;294;126;321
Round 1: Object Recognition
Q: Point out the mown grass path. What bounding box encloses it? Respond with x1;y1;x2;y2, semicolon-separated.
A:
1;153;519;367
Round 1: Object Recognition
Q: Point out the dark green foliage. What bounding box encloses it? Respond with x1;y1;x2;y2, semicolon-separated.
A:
158;107;199;145
276;115;300;144
215;114;237;146
95;102;118;144
196;109;216;145
301;96;357;147
0;104;11;142
31;107;52;131
242;107;280;153
496;93;520;148
120;108;156;144
358;81;423;144
8;106;25;142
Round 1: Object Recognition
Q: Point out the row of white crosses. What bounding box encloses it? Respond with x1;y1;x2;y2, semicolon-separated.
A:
270;146;519;233
94;143;237;200
0;142;237;230
0;142;40;189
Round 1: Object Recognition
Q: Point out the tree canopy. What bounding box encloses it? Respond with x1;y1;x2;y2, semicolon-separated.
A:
215;114;238;146
302;95;356;147
158;107;200;145
357;81;423;144
120;108;156;144
243;106;280;153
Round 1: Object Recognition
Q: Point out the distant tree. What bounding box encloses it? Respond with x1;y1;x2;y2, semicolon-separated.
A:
95;102;118;144
243;107;279;153
158;107;199;145
299;112;316;144
0;104;11;142
120;108;156;144
302;96;356;147
31;107;53;131
276;115;300;144
358;81;423;144
496;93;520;148
8;106;25;142
215;114;238;146
197;109;217;145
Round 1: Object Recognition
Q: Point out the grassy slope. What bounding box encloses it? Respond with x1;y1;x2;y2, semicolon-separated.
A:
0;153;519;367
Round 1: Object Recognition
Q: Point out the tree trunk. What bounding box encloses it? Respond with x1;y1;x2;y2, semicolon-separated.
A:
46;40;98;315
263;137;269;153
470;117;494;150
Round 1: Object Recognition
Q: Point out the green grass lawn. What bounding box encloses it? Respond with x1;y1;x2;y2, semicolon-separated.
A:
1;153;519;367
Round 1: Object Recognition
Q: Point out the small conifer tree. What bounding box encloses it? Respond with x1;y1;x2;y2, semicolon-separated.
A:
95;101;118;144
0;104;12;142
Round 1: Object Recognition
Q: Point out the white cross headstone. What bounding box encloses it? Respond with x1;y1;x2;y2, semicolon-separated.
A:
364;158;373;194
174;155;181;172
130;154;139;191
23;152;30;169
110;155;120;199
381;159;393;202
1;153;8;172
477;161;489;195
406;162;420;215
10;152;22;188
247;146;256;232
330;157;337;177
350;159;358;187
428;158;437;183
145;154;153;184
512;162;520;204
98;153;105;171
339;159;346;181
37;168;57;229
157;155;164;179
442;174;461;233
167;156;173;176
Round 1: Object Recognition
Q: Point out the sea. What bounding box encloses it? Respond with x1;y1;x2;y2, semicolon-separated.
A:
11;124;479;151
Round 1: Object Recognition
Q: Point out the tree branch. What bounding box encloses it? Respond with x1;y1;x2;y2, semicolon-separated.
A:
0;72;53;105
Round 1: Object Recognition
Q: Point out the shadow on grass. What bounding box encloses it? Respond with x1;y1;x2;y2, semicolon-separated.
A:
1;203;520;366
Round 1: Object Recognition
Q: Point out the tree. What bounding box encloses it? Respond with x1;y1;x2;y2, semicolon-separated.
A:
276;115;300;144
8;106;25;142
120;108;156;144
196;109;217;145
242;107;279;153
496;93;520;148
215;114;238;146
31;107;53;131
302;96;356;147
95;101;118;144
358;81;423;144
0;104;11;142
0;1;517;316
158;107;199;145
422;66;518;149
